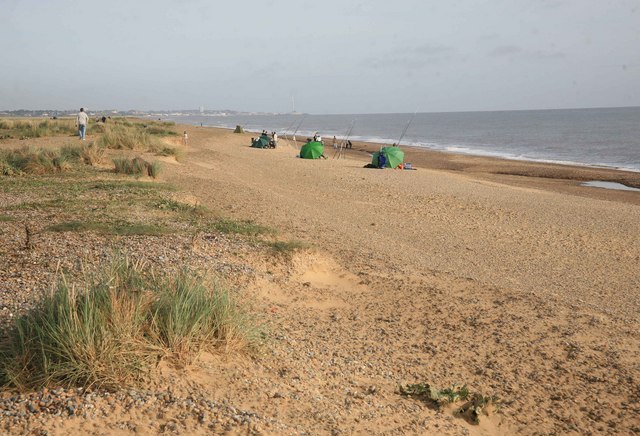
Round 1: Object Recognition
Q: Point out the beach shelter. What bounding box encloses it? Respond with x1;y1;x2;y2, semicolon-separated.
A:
300;141;324;159
251;135;270;148
372;146;404;168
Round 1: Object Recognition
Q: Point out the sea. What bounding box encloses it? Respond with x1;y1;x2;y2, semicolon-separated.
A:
165;107;640;172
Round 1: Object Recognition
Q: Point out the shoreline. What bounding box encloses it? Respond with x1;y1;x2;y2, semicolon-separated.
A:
171;108;640;174
196;124;640;204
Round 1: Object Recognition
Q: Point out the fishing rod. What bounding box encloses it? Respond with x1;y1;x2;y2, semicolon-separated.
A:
395;112;416;147
290;116;306;148
333;119;355;159
282;118;297;140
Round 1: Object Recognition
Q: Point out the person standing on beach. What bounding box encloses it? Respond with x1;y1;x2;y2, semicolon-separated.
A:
76;108;88;140
272;131;278;148
332;136;337;149
183;130;188;145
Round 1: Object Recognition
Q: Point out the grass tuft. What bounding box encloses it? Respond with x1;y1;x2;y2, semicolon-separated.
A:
0;119;77;139
0;146;74;175
0;255;255;389
268;240;307;254
47;220;169;236
59;143;105;166
211;219;271;236
113;157;160;178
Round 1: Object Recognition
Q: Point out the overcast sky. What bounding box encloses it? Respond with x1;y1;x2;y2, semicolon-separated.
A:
1;0;639;114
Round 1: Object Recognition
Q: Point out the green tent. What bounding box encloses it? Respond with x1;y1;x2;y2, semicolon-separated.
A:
372;146;404;168
251;135;270;148
300;141;324;159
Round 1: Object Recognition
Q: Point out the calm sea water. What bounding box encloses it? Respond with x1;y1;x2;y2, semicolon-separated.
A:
166;107;640;172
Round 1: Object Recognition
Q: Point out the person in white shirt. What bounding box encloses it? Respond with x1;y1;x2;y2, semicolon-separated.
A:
76;108;89;140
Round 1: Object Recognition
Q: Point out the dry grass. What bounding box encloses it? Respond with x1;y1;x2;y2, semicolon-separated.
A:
0;256;255;390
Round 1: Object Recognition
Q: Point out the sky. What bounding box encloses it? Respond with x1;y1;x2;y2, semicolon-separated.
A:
1;0;639;114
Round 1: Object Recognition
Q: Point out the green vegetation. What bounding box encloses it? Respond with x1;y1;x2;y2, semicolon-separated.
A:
0;143;106;175
113;156;160;178
210;218;271;236
399;383;500;424
0;215;14;222
47;221;169;236
148;161;162;178
0;256;254;389
154;198;201;213
0;118;76;139
95;119;178;151
0;146;74;175
268;240;307;254
59;142;106;166
400;383;470;406
98;125;156;150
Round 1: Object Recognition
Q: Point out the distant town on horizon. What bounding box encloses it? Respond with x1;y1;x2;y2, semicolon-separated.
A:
0;108;277;118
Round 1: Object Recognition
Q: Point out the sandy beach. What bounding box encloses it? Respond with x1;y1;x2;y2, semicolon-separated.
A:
161;126;640;433
1;123;639;434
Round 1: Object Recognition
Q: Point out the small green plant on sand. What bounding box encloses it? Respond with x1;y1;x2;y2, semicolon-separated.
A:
400;383;469;405
268;240;307;254
211;219;271;236
399;383;499;424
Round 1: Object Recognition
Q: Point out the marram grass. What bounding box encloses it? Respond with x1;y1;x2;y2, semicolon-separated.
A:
0;256;255;390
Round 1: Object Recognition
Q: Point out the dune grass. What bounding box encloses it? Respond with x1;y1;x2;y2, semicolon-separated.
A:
113;157;160;178
0;143;107;175
47;220;170;236
0;255;255;390
0;146;74;175
96;119;178;151
97;125;157;150
60;142;106;166
0;119;77;139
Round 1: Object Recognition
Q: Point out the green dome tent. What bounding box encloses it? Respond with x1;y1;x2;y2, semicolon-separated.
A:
372;146;404;168
300;141;324;159
251;135;271;148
